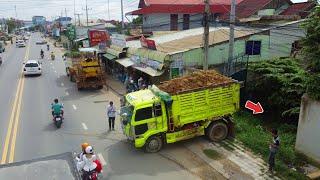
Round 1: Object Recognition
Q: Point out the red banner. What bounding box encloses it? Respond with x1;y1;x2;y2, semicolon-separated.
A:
88;30;110;47
140;35;156;50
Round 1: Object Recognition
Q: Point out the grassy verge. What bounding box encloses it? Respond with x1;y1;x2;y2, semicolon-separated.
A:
233;111;312;180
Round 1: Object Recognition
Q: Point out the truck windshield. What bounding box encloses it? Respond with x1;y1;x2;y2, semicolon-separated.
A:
120;105;133;123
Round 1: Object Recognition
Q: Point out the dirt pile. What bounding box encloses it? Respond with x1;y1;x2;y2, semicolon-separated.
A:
158;70;234;95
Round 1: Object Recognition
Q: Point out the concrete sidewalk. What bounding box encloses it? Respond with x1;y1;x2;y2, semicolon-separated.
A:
105;73;127;97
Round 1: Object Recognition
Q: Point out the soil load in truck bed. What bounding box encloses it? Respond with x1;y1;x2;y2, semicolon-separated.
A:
158;70;235;95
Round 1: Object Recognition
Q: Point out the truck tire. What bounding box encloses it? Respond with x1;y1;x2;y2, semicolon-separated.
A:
97;85;103;90
70;75;75;82
144;136;163;153
207;121;228;142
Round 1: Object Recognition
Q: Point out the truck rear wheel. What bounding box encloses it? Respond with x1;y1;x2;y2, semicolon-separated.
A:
207;122;228;142
144;136;163;153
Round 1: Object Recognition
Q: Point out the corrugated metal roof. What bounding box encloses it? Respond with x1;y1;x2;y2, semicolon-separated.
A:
144;0;244;5
127;27;261;55
157;28;259;54
280;2;315;17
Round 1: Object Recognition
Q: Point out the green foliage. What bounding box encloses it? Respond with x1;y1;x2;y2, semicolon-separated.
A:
234;112;309;180
302;6;320;100
132;16;142;25
247;58;306;122
64;51;81;58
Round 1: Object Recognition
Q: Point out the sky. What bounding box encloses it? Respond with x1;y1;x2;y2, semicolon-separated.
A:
0;0;311;21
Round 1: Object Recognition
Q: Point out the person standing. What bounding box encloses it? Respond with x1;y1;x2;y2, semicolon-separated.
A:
107;101;116;131
268;129;280;172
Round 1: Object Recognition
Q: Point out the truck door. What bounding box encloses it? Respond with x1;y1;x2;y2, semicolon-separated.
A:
132;103;163;138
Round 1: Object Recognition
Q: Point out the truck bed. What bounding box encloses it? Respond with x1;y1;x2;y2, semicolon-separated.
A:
0;152;81;180
158;70;240;128
170;83;240;127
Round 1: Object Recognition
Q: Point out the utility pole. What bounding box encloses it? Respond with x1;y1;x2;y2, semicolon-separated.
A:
203;0;210;70
75;13;82;26
14;5;17;18
121;0;125;34
108;0;110;20
83;0;92;26
74;0;76;25
227;0;236;76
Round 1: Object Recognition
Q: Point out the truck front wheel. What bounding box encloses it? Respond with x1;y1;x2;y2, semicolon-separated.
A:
144;136;163;153
207;122;228;142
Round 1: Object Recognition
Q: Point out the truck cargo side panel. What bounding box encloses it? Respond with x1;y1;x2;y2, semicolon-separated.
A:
171;84;240;127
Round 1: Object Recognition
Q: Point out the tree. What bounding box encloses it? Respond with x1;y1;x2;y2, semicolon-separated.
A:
247;58;306;123
132;16;142;25
301;6;320;100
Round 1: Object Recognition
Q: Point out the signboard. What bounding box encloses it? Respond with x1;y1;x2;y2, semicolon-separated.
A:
140;36;156;50
88;29;110;47
111;34;126;48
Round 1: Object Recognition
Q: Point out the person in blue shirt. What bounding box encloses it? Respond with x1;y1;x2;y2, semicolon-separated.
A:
51;98;64;117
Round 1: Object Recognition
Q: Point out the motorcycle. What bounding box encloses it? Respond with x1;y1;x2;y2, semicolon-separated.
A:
41;54;44;59
53;114;63;128
47;45;50;51
0;57;2;66
74;153;103;180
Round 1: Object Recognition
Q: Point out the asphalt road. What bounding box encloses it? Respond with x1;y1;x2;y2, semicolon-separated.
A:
0;33;204;180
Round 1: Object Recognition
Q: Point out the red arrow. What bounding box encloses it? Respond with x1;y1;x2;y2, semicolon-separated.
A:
245;100;264;114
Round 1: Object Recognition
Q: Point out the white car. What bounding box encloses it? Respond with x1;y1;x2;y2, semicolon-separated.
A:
23;60;42;76
16;40;26;48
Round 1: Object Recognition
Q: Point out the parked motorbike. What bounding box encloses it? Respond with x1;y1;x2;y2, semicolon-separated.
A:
53;114;63;128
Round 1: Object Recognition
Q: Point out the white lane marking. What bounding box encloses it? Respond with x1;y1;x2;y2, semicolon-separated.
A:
65;91;69;96
97;153;107;166
72;104;77;110
81;123;88;130
61;82;64;86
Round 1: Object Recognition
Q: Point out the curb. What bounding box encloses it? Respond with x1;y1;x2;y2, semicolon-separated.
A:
104;85;125;97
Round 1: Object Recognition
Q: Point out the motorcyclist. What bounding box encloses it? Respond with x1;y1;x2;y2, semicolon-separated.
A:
47;44;50;51
78;146;99;180
51;98;64;117
51;51;55;60
40;49;44;57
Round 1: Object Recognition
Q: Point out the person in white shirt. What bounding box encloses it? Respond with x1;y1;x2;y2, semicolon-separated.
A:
107;101;116;131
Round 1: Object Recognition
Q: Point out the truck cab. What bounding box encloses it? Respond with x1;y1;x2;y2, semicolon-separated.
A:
121;89;169;152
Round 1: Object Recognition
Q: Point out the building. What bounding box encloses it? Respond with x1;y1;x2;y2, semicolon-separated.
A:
127;0;238;32
55;17;72;28
127;0;315;33
32;16;46;26
105;20;304;84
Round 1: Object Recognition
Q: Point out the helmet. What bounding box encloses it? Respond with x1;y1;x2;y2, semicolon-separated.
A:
81;142;89;151
85;146;93;154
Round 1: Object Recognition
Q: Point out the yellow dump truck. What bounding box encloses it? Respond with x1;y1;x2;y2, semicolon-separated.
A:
65;48;105;90
120;70;240;152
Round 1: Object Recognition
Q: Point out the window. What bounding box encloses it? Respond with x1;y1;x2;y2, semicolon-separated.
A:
135;107;153;121
245;41;261;55
170;14;178;31
183;14;190;30
135;124;148;135
154;104;162;117
25;63;39;67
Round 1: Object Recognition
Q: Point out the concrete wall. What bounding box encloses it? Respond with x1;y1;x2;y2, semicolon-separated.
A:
179;21;305;68
142;13;203;32
295;95;320;163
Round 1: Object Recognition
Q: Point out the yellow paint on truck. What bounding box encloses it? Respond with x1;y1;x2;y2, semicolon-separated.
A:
120;75;240;152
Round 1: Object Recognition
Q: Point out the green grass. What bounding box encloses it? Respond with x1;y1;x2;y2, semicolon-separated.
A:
233;111;312;180
203;149;223;160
